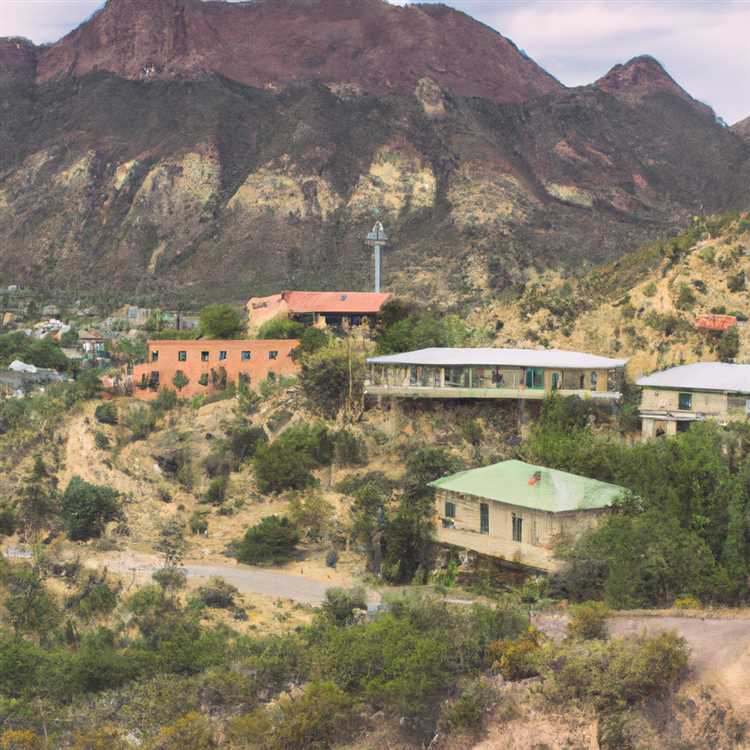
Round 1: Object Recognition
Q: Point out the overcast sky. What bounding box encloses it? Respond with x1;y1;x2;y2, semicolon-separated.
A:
2;0;748;124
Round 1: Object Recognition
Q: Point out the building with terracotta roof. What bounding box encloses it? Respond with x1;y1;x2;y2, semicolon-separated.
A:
132;339;299;400
694;314;737;332
247;290;391;330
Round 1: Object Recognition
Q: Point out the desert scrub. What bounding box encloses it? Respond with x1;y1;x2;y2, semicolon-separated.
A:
568;602;609;640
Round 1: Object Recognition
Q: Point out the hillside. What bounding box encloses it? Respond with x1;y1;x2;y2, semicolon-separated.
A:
478;212;750;378
0;0;749;301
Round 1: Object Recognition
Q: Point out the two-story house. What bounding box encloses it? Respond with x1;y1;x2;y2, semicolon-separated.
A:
638;362;750;439
430;460;624;571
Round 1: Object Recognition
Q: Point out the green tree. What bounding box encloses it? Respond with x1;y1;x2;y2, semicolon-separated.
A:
199;305;243;339
16;457;58;540
718;326;740;362
94;402;118;425
172;370;190;392
257;317;305;340
60;477;122;541
236;516;300;565
299;345;365;419
155;517;188;569
0;563;60;640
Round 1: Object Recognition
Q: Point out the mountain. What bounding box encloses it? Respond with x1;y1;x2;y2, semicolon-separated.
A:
732;116;750;142
0;0;748;303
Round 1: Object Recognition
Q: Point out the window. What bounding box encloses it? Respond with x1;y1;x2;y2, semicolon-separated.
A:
512;513;523;543
590;371;598;390
241;351;251;361
150;371;160;387
269;351;278;360
219;351;227;361
178;351;187;362
677;420;692;433
524;368;544;389
201;351;209;362
678;392;693;410
480;503;489;534
445;501;456;519
151;350;159;363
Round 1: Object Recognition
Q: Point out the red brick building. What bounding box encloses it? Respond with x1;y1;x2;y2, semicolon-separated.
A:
132;339;299;400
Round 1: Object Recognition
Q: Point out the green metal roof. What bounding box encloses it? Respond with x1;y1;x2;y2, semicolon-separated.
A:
429;460;624;514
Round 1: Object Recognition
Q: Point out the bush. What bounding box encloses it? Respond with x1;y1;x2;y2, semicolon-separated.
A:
227;424;267;466
199;304;243;339
153;567;187;591
148;712;215;750
236;516;300;565
718;327;740;362
333;428;367;466
288;492;334;541
291;327;329;361
204;476;228;505
153;388;179;412
675;283;696;310
195;577;239;609
94;431;110;450
94;402;118;425
172;371;190;392
189;512;208;535
257;316;305;340
728;270;746;292
299;345;365;419
568;602;609;640
440;678;498;734
253;423;333;494
61;477;122;541
488;628;542;680
673;595;701;610
320;587;368;625
124;405;159;441
0;730;41;750
228;681;358;750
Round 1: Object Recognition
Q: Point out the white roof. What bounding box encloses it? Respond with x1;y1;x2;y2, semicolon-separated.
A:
367;347;627;369
637;362;750;393
9;360;38;373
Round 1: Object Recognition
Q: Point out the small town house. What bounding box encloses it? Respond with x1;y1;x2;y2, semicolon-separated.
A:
638;362;750;439
430;460;624;571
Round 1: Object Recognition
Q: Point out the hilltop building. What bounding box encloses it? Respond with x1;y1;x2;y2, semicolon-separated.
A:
366;348;626;401
430;460;624;571
132;339;299;400
247;291;391;331
638;362;750;439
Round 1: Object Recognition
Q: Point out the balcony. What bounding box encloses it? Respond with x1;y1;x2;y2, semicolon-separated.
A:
365;382;620;401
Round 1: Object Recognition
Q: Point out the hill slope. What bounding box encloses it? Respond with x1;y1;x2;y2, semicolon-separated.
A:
0;0;749;301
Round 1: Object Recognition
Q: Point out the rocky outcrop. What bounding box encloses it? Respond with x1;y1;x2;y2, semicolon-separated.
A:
0;38;37;84
35;0;562;103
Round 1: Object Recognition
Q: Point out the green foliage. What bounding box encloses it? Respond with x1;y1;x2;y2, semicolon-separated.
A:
643;282;657;297
319;587;368;626
253;423;333;494
676;283;696;310
61;477;122;541
236;516;300;565
148;712;215;750
718;326;740;362
288;492;334;542
332;428;367;466
189;512;208;536
299;344;365;419
154;517;188;568
440;678;498;734
375;308;469;354
194;577;239;609
123;405;159;441
257;316;305;340
487;628;542;680
728;270;746;292
228;681;357;750
0;332;69;371
94;431;110;450
292;327;329;361
0;563;60;639
204;476;228;505
199;305;243;339
538;631;688;713
15;457;58;539
171;371;189;392
65;571;121;623
94;402;118;425
568;602;609;640
227;424;267;466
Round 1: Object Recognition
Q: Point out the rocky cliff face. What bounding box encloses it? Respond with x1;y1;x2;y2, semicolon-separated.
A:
33;0;562;103
0;0;748;303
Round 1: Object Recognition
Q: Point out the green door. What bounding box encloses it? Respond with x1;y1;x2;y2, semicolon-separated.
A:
525;368;544;389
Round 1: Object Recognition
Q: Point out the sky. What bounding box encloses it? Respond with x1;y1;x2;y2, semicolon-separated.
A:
2;0;749;124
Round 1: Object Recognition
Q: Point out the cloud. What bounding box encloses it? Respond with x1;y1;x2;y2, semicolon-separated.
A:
2;0;749;122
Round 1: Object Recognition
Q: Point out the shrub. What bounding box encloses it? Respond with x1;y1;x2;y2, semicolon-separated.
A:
236;516;300;565
288;492;334;541
0;730;41;750
333;428;367;466
172;371;190;392
189;512;208;535
488;628;542;680
123;405;159;441
642;282;657;297
440;678;498;734
718;327;740;362
195;577;239;609
673;595;701;610
154;388;178;412
148;712;215;750
728;270;746;292
291;327;328;361
94;402;118;425
568;602;610;640
227;424;267;466
257;316;305;340
61;477;122;541
320;587;368;625
204;476;228;505
675;283;696;310
94;431;110;450
228;682;358;750
299;345;365;419
199;304;243;339
325;549;339;569
253;423;333;494
153;567;188;591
